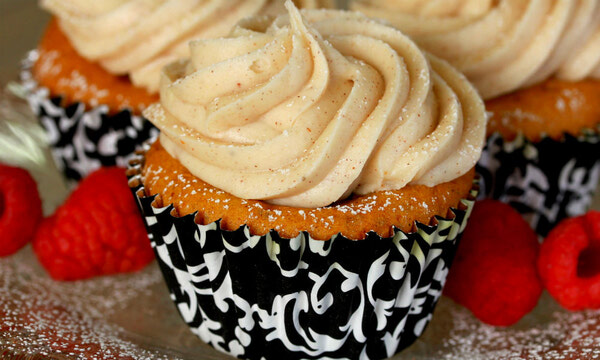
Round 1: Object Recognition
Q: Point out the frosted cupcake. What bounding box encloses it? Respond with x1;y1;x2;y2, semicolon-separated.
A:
129;2;486;359
351;0;600;235
23;0;315;182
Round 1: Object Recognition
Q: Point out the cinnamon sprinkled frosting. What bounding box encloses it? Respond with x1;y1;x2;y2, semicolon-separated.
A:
352;0;600;99
143;2;486;208
41;0;322;93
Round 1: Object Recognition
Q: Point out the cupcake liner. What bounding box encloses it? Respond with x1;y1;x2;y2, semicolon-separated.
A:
20;50;158;183
127;147;477;360
476;127;600;237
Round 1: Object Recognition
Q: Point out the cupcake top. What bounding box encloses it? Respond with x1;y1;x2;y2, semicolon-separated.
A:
144;1;486;208
41;0;323;94
352;0;600;99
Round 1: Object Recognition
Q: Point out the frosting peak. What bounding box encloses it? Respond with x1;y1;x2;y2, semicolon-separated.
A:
144;2;486;208
352;0;600;99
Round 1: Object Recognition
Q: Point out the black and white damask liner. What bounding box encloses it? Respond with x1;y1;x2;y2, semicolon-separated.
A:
477;127;600;237
127;149;477;360
21;50;158;183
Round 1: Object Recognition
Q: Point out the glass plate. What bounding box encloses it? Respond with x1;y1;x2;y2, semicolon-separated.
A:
1;2;600;359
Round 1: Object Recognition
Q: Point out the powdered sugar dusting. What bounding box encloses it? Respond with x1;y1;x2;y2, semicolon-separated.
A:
409;294;600;360
0;247;183;360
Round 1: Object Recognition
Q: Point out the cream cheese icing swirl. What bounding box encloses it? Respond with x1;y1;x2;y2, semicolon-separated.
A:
352;0;600;99
143;2;486;208
40;0;320;94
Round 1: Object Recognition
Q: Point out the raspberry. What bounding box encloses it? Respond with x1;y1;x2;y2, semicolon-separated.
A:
0;164;43;256
444;199;542;326
537;211;600;311
32;167;153;280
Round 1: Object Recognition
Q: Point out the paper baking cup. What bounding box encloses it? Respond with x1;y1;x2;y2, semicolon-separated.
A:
127;148;477;360
20;50;158;183
477;127;600;237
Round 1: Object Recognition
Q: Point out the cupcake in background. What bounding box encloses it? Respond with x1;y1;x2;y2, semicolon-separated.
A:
22;0;323;183
129;2;486;358
298;0;337;8
351;0;600;236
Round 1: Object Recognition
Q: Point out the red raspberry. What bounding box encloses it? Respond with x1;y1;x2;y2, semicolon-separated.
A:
33;167;153;280
0;164;43;256
538;211;600;311
444;199;543;326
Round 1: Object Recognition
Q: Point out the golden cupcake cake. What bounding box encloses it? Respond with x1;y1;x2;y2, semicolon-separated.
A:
23;0;316;182
352;0;600;235
128;2;486;359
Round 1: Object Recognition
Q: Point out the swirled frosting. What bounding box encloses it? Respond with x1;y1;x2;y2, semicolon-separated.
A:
143;2;486;208
352;0;600;99
41;0;325;94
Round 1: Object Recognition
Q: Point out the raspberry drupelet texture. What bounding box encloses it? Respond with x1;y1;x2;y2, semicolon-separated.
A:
444;199;543;326
0;164;43;256
538;210;600;311
33;167;153;280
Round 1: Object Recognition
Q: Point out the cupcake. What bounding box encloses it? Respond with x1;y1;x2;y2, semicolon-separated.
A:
351;0;600;235
22;0;318;182
128;2;486;359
